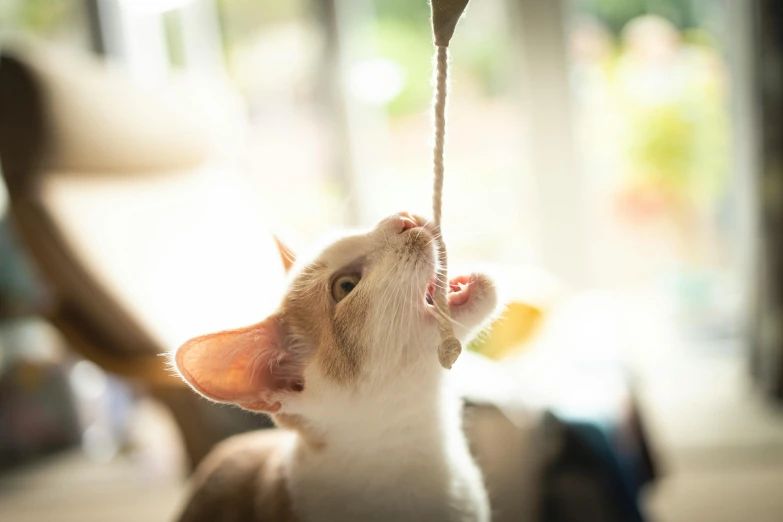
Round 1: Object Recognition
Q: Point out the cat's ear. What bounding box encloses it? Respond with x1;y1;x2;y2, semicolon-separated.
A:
173;314;303;413
273;235;296;273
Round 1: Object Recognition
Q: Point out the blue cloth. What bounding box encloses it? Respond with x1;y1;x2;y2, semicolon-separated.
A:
540;407;653;522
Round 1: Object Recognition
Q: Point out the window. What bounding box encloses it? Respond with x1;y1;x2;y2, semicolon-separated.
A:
566;0;750;338
89;0;755;336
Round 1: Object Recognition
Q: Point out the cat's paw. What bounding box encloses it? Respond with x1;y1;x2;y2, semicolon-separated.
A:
446;273;498;340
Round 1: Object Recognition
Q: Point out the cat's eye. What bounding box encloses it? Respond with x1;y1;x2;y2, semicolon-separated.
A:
331;274;361;303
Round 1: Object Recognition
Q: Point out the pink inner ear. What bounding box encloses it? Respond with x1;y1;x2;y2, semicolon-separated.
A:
273;235;296;273
174;315;301;412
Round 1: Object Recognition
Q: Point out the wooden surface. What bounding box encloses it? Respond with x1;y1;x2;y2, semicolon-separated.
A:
0;451;184;522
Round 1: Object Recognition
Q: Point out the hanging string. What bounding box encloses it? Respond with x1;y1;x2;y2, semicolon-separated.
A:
431;44;461;370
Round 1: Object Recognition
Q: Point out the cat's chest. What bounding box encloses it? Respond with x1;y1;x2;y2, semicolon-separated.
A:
289;477;483;522
286;441;489;522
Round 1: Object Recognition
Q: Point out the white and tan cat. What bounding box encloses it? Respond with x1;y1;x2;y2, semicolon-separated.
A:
172;212;500;522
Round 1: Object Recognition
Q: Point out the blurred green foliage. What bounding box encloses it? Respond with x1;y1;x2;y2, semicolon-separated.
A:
625;103;699;192
576;0;697;34
627;89;728;205
163;11;185;68
374;0;431;23
213;0;730;204
0;0;70;36
369;17;432;116
216;0;307;53
216;0;510;116
371;0;511;116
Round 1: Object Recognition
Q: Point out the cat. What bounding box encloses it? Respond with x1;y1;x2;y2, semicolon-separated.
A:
172;212;500;522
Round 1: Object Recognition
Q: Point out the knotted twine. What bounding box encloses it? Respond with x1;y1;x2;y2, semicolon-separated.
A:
429;0;470;369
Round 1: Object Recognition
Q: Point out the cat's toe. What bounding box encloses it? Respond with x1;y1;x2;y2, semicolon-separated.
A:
449;273;498;335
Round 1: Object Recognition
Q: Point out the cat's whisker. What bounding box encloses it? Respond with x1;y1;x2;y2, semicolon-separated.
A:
376;284;395;348
430;281;450;291
386;281;404;348
423;237;440;249
430;301;468;330
423;231;443;245
380;269;405;350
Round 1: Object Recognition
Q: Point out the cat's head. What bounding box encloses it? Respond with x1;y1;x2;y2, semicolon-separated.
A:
172;213;498;414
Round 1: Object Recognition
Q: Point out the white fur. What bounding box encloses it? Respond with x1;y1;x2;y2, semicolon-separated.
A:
174;213;500;521
278;214;498;522
285;380;489;522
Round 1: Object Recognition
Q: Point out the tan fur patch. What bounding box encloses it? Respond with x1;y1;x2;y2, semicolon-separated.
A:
319;287;369;384
274;413;326;451
282;262;368;386
176;430;297;522
255;432;298;522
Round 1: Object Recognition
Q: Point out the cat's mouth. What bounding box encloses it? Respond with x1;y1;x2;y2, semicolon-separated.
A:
424;274;473;309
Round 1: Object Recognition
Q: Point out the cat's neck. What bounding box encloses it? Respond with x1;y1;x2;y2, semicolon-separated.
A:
313;373;456;451
283;370;489;522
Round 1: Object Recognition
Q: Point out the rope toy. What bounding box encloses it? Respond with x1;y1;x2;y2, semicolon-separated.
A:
429;0;470;370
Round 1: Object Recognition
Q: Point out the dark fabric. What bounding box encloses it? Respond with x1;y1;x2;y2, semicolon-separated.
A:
0;216;47;317
752;0;783;400
539;412;648;522
0;54;48;198
0;358;81;469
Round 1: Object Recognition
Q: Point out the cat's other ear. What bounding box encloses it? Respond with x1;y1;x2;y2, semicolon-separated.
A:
173;314;303;413
273;235;296;273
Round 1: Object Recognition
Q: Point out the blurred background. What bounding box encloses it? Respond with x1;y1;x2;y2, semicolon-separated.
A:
0;0;781;521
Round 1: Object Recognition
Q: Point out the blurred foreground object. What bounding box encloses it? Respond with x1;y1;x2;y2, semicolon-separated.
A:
0;40;288;469
473;301;545;360
752;0;783;401
468;266;563;360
